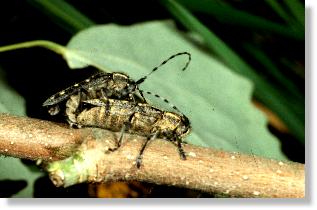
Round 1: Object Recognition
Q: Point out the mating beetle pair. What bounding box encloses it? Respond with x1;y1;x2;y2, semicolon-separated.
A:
43;52;192;168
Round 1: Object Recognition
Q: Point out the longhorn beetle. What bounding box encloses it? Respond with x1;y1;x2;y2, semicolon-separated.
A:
42;52;191;126
76;97;191;168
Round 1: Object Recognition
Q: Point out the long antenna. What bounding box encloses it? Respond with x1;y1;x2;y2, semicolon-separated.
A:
139;90;189;121
136;52;191;85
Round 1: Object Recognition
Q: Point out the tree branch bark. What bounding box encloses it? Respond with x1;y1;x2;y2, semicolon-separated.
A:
0;113;304;198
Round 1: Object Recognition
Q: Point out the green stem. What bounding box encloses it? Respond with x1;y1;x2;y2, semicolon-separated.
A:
0;40;67;56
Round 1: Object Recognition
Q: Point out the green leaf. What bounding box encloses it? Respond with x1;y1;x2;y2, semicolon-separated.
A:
176;0;304;40
27;0;95;33
66;20;287;160
283;0;305;27
265;0;304;33
265;0;295;24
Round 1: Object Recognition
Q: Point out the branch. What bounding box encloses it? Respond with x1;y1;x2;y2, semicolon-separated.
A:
0;113;304;198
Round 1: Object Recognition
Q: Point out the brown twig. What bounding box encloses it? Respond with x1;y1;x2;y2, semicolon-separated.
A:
0;113;304;198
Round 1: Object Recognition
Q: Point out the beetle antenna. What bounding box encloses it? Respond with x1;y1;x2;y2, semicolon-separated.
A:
135;52;191;85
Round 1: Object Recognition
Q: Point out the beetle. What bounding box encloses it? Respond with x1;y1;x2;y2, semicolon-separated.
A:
77;97;191;168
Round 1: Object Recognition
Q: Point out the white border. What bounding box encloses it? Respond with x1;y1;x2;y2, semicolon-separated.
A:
1;1;314;210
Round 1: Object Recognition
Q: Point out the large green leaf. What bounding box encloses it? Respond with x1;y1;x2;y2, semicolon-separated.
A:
0;68;42;197
66;21;287;160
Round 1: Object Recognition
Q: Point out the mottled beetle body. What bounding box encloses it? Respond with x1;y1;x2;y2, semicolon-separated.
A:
43;72;145;106
77;98;191;139
43;72;144;117
77;98;191;167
